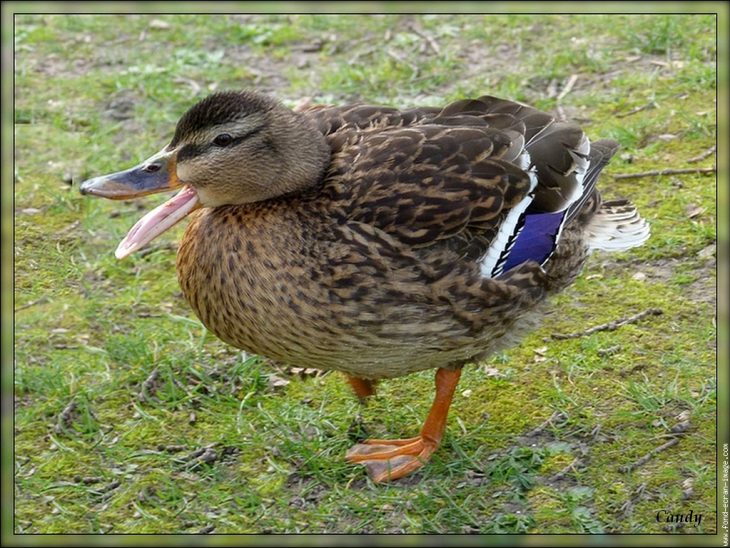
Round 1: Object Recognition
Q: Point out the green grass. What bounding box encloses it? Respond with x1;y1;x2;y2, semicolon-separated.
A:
14;14;716;534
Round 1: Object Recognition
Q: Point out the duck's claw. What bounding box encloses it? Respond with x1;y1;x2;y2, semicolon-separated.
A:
346;436;437;482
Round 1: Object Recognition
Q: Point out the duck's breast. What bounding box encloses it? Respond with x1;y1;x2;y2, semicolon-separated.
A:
176;204;329;360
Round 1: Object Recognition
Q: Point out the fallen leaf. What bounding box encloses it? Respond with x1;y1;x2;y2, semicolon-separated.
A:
149;19;170;29
57;220;80;234
676;410;691;422
267;374;290;390
697;243;715;259
632;272;647;281
685;204;705;218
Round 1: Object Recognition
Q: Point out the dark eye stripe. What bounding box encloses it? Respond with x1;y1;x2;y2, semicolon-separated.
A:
229;124;264;145
177;125;265;163
177;143;207;163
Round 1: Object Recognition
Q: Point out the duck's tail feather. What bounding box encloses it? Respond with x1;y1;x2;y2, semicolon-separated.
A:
586;199;650;252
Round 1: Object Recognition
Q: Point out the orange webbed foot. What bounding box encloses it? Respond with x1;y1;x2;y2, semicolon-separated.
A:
346;436;437;482
345;367;463;483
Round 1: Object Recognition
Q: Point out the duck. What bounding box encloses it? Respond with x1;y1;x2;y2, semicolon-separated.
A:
80;90;649;483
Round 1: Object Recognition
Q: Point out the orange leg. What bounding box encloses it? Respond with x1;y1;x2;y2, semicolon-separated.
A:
346;367;462;483
346;375;377;402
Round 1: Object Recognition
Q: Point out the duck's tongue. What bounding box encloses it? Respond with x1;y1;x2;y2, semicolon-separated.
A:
115;185;199;259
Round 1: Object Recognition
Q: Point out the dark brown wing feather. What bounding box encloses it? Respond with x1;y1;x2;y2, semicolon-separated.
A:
470;96;594;213
321;123;533;258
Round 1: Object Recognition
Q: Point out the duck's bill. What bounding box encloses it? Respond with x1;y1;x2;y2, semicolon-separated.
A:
80;148;181;200
79;149;200;259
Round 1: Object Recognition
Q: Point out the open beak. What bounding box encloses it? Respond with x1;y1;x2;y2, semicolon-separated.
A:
80;148;200;259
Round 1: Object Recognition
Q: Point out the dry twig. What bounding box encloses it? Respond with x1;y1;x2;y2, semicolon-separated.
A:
138;368;160;402
619;438;679;473
386;48;420;78
556;74;578;102
348;46;377;66
548;308;663;341
687;145;716;163
616;100;658;118
54;401;77;433
550;456;581;481
524;411;567;437
613;167;715;180
409;24;441;54
16;296;50;311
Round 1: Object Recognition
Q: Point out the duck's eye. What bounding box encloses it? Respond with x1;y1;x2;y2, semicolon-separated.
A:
213;133;233;147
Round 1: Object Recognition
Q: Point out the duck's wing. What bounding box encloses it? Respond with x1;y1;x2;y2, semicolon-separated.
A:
322;96;596;278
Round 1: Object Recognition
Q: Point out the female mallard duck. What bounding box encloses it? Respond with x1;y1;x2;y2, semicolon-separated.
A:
81;90;649;483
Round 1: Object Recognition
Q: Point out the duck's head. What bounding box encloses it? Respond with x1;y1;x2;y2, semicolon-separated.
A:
80;90;330;258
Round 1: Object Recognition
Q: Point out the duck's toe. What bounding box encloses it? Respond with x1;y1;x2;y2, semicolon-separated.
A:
346;437;436;482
